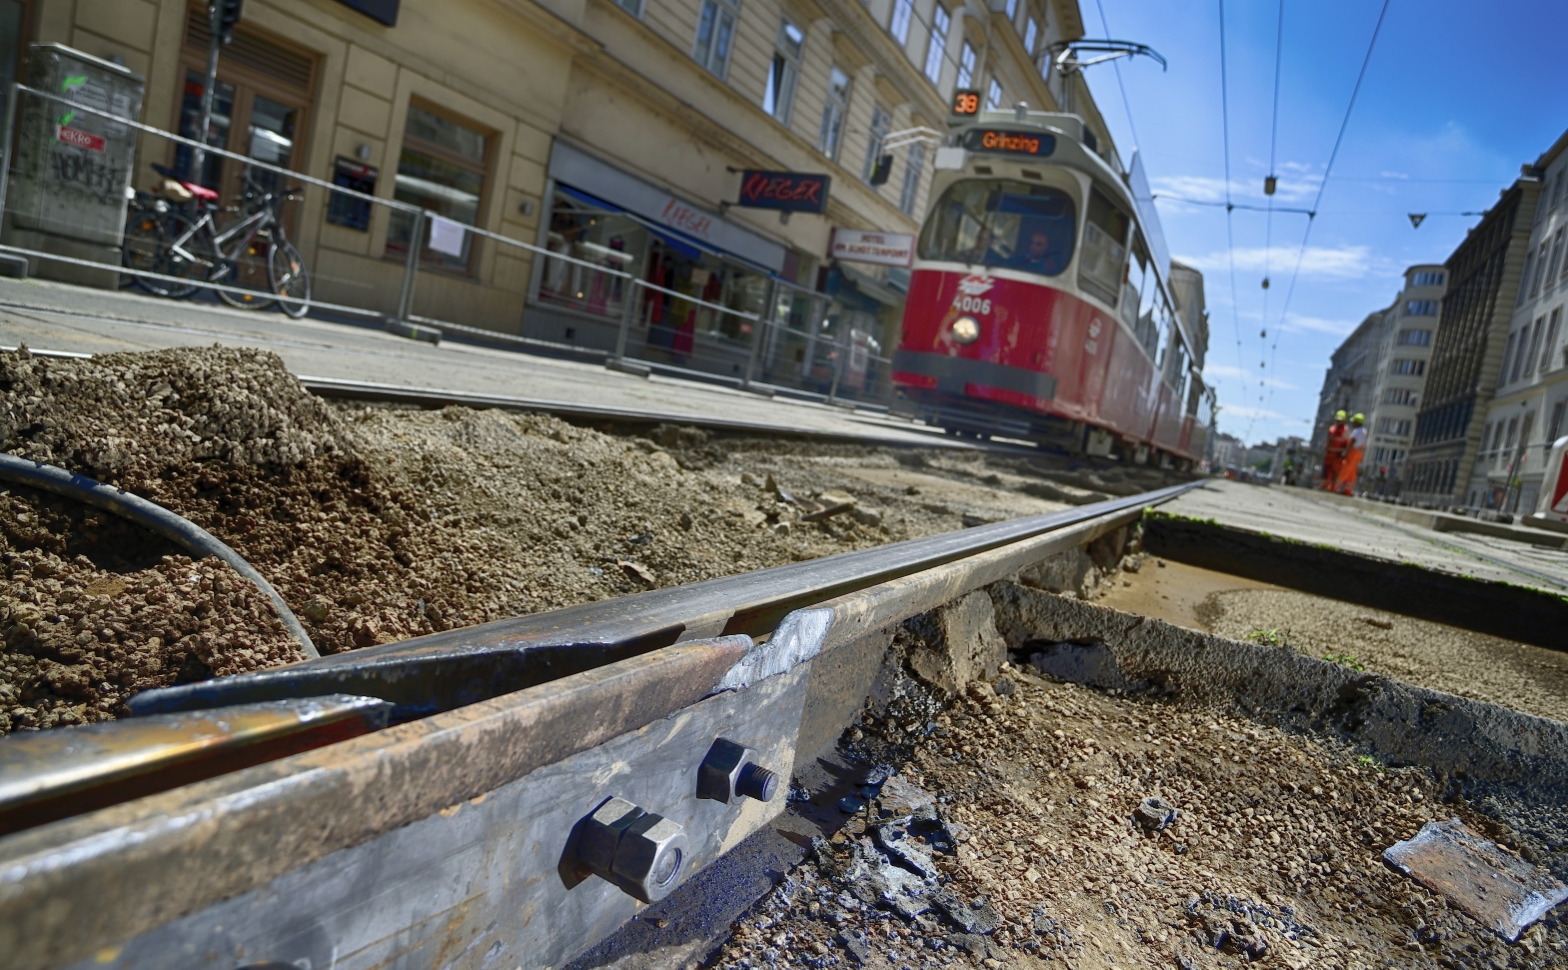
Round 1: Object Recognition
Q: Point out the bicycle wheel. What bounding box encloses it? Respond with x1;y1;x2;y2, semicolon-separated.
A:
122;207;200;298
268;239;311;319
211;231;276;311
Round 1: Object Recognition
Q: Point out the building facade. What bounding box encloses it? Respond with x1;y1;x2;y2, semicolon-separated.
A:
1405;177;1538;508
1466;131;1568;514
1308;306;1390;480
1360;263;1446;495
2;0;1112;397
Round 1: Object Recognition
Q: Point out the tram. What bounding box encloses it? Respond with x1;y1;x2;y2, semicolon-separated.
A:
891;105;1212;467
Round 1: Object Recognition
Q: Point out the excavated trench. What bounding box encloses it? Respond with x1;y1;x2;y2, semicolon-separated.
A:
2;346;1566;969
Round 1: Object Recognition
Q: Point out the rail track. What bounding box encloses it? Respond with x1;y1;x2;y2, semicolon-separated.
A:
0;477;1196;970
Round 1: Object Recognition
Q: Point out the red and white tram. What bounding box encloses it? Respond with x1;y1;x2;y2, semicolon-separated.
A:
892;107;1213;467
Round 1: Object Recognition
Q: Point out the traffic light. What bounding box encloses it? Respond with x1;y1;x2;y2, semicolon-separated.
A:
214;0;244;45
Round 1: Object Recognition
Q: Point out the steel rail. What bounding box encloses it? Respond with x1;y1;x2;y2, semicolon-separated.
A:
0;481;1197;970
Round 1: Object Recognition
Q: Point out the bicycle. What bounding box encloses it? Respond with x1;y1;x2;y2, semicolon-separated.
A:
135;165;312;318
121;184;202;299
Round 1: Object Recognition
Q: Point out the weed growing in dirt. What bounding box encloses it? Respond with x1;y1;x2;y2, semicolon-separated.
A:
1245;628;1285;646
1355;754;1385;772
1323;651;1366;671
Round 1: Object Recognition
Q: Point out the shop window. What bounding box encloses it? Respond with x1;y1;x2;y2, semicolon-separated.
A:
818;67;850;161
899;143;925;216
386;103;489;274
539;188;649;320
763;19;804;125
924;6;950;85
694;0;738;79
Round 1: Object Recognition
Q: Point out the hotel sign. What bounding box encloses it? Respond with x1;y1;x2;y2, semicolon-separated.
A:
831;228;915;268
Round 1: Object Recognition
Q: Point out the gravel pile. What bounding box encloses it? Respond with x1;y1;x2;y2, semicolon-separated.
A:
708;664;1566;969
1;345;1182;734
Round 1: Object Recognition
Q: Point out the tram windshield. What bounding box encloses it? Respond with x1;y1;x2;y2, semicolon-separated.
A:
917;179;1076;276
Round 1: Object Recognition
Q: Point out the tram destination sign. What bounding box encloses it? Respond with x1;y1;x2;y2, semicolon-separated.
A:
736;170;832;214
960;128;1056;158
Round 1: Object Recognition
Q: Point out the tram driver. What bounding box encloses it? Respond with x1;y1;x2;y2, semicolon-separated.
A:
1015;229;1065;276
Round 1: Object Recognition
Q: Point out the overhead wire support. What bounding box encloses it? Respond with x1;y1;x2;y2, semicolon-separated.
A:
1093;0;1142;151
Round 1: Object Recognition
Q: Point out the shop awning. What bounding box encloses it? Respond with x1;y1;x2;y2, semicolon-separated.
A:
556;182;776;271
836;263;903;308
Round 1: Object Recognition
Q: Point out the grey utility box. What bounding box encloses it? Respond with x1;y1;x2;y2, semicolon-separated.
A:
4;44;145;287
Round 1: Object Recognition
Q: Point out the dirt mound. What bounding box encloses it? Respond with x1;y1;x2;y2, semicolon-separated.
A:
5;345;1050;733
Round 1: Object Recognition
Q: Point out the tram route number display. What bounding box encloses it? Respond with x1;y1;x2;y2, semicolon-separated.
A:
951;89;982;116
959;128;1056;158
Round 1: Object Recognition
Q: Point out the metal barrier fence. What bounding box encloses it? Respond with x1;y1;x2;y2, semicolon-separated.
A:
0;81;899;408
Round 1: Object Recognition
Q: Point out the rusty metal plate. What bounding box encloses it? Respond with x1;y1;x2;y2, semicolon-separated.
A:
1383;817;1568;941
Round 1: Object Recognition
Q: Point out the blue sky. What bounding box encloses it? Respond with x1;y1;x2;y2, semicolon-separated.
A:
1080;0;1568;445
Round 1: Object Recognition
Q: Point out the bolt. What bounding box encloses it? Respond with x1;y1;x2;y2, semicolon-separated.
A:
575;796;689;903
697;738;778;803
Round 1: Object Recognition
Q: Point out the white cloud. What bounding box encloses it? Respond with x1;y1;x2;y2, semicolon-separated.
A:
1218;405;1294;420
1380;170;1410;180
1152;165;1322;206
1281;314;1360;335
1204;363;1299;390
1173;245;1377;282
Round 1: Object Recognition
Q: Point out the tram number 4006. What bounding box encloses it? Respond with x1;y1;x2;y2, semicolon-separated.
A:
956;296;992;314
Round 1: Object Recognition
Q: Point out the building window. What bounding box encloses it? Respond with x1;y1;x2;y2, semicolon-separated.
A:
1499;331;1517;386
1405;299;1438;316
1525;315;1547;378
1532;244;1549;297
1411;271;1444;286
1512;323;1533;383
819;67;850;160
889;0;914;45
987;77;1003;108
1548;228;1566;283
900;142;926;215
1549;400;1566;442
763;19;804;124
956;41;976;89
1005;0;1018;19
609;0;644;16
1518;249;1534;305
863;105;891;183
1397;328;1432;346
1383;387;1417;406
387;103;489;275
694;0;739;79
1542;308;1563;374
1389;358;1425;376
1376;418;1412;436
1024;17;1039;53
925;6;951;85
1555;170;1566;209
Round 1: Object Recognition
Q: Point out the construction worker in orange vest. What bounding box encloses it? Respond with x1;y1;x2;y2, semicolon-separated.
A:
1337;413;1367;495
1322;410;1348;490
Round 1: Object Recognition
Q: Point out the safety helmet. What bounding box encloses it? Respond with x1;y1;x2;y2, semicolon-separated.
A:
1352;413;1365;425
1335;409;1347;420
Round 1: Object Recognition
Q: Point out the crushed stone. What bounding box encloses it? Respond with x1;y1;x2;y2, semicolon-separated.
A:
0;345;1191;734
708;662;1566;969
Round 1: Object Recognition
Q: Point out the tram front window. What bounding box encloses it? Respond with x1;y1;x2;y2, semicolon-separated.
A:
917;179;1076;276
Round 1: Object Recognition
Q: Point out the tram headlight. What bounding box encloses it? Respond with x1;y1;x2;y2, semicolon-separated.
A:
950;316;981;345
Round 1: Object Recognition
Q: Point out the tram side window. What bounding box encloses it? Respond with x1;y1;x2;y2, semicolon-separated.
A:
1078;187;1130;307
916;179;1076;275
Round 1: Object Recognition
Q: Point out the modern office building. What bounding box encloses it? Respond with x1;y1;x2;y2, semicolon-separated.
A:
1404;175;1540;508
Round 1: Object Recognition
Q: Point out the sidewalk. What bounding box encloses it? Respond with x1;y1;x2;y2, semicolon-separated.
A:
0;277;950;448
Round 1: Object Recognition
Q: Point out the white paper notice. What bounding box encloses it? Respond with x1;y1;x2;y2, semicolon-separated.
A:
428;214;466;257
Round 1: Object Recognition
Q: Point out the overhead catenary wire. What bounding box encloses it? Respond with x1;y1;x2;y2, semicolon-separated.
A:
1215;0;1248;405
1244;0;1287;442
1263;0;1393;421
1094;0;1141;150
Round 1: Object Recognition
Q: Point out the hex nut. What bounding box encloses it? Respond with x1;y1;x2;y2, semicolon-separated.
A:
611;812;689;902
577;796;645;878
697;737;774;803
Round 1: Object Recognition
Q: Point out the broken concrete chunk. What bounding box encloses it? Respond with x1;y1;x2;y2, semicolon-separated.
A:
875;775;935;818
1383;817;1568;942
872;820;940;880
907;590;1006;697
1132;796;1179;832
614;559;656;585
932;889;1001;934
